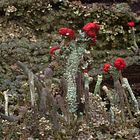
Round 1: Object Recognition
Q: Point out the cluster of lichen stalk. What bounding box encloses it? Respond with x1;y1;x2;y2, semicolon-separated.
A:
1;23;140;135
62;26;140;124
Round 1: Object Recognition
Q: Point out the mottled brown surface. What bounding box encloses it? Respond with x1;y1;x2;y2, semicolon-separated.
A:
80;0;140;15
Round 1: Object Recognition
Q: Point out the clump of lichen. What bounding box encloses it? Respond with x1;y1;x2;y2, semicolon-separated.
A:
1;0;140;139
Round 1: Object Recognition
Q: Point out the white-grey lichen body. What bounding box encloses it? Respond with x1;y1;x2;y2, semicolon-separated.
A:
64;44;85;113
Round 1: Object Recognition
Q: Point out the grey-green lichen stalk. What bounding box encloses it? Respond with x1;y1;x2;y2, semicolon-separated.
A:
122;78;140;114
132;27;139;53
64;43;85;113
94;75;103;96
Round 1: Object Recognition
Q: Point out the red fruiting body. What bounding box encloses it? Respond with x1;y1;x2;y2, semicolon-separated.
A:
87;31;96;38
58;27;75;39
103;63;110;72
114;58;126;70
83;22;100;37
127;21;135;27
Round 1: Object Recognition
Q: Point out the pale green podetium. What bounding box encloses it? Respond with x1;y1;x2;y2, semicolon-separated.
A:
64;42;85;113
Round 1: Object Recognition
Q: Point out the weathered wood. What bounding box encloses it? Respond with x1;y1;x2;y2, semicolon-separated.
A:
17;61;44;109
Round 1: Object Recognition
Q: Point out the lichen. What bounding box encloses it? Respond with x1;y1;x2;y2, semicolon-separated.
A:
64;42;85;113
